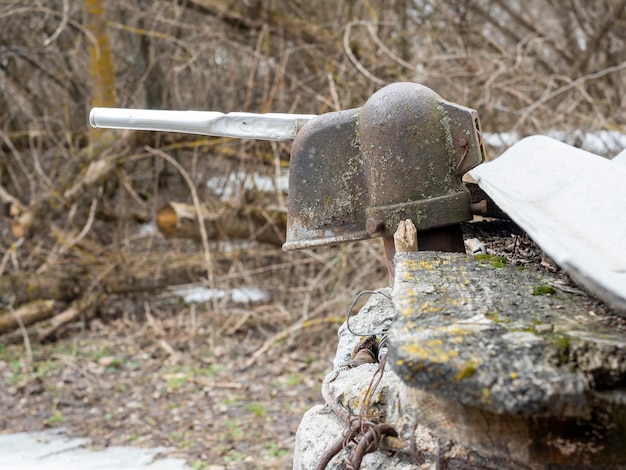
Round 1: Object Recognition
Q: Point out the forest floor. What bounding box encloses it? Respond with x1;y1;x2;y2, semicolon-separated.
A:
0;219;597;470
0;282;341;469
0;300;342;469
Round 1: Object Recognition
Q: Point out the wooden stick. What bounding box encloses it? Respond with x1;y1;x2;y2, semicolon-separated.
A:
0;300;57;335
394;219;418;253
37;293;102;342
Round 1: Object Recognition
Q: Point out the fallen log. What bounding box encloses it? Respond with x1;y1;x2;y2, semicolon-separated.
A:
0;299;58;335
0;249;236;338
0;271;84;306
0;251;222;307
156;201;286;246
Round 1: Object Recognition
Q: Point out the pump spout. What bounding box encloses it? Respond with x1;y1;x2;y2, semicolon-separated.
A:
89;107;317;141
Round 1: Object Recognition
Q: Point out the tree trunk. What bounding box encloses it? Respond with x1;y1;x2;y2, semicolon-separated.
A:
85;0;117;141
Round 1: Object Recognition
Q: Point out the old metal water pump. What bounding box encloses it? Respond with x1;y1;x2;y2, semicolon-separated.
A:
90;82;486;259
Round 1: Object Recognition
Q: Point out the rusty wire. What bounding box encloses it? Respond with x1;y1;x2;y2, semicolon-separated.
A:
316;338;403;470
344;421;398;470
345;290;392;337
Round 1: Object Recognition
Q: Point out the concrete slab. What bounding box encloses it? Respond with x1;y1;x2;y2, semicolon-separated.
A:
389;251;626;467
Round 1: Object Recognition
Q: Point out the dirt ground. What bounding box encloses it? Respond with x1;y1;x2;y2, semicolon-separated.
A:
0;220;607;470
0;293;341;469
0;223;387;469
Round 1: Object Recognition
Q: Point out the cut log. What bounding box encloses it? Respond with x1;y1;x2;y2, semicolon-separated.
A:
156;201;286;246
0;249;239;337
0;271;83;306
0;300;57;335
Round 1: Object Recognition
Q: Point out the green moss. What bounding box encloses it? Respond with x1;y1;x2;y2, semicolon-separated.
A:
521;318;544;334
553;335;570;350
481;387;493;405
474;254;507;268
552;334;571;366
533;285;556;296
484;310;511;324
521;325;538;334
245;402;267;418
264;442;288;458
47;410;66;425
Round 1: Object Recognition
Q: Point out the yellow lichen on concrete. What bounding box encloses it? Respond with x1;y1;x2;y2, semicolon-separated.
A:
434;324;473;337
418;300;443;314
399;286;419;317
401;342;459;363
481;387;493;405
402;321;419;333
454;360;480;382
401;307;413;318
401;323;473;342
402;258;441;273
445;296;469;307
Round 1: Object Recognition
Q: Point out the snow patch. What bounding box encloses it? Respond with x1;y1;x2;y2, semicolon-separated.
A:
174;286;270;305
137;222;158;235
206;170;288;200
0;428;188;470
483;130;626;156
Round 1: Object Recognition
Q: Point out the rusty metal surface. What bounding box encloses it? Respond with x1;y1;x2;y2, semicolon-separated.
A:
284;82;485;252
360;82;484;237
283;108;368;251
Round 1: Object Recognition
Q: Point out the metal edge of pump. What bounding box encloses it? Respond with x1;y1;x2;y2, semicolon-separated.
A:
283;107;367;251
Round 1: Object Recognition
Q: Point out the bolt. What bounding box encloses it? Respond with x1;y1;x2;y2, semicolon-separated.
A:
458;137;468;147
366;218;385;234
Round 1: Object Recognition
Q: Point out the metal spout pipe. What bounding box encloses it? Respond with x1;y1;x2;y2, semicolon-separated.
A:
89;107;316;141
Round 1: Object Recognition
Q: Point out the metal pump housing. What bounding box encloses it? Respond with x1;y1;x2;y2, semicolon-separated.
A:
283;82;486;251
